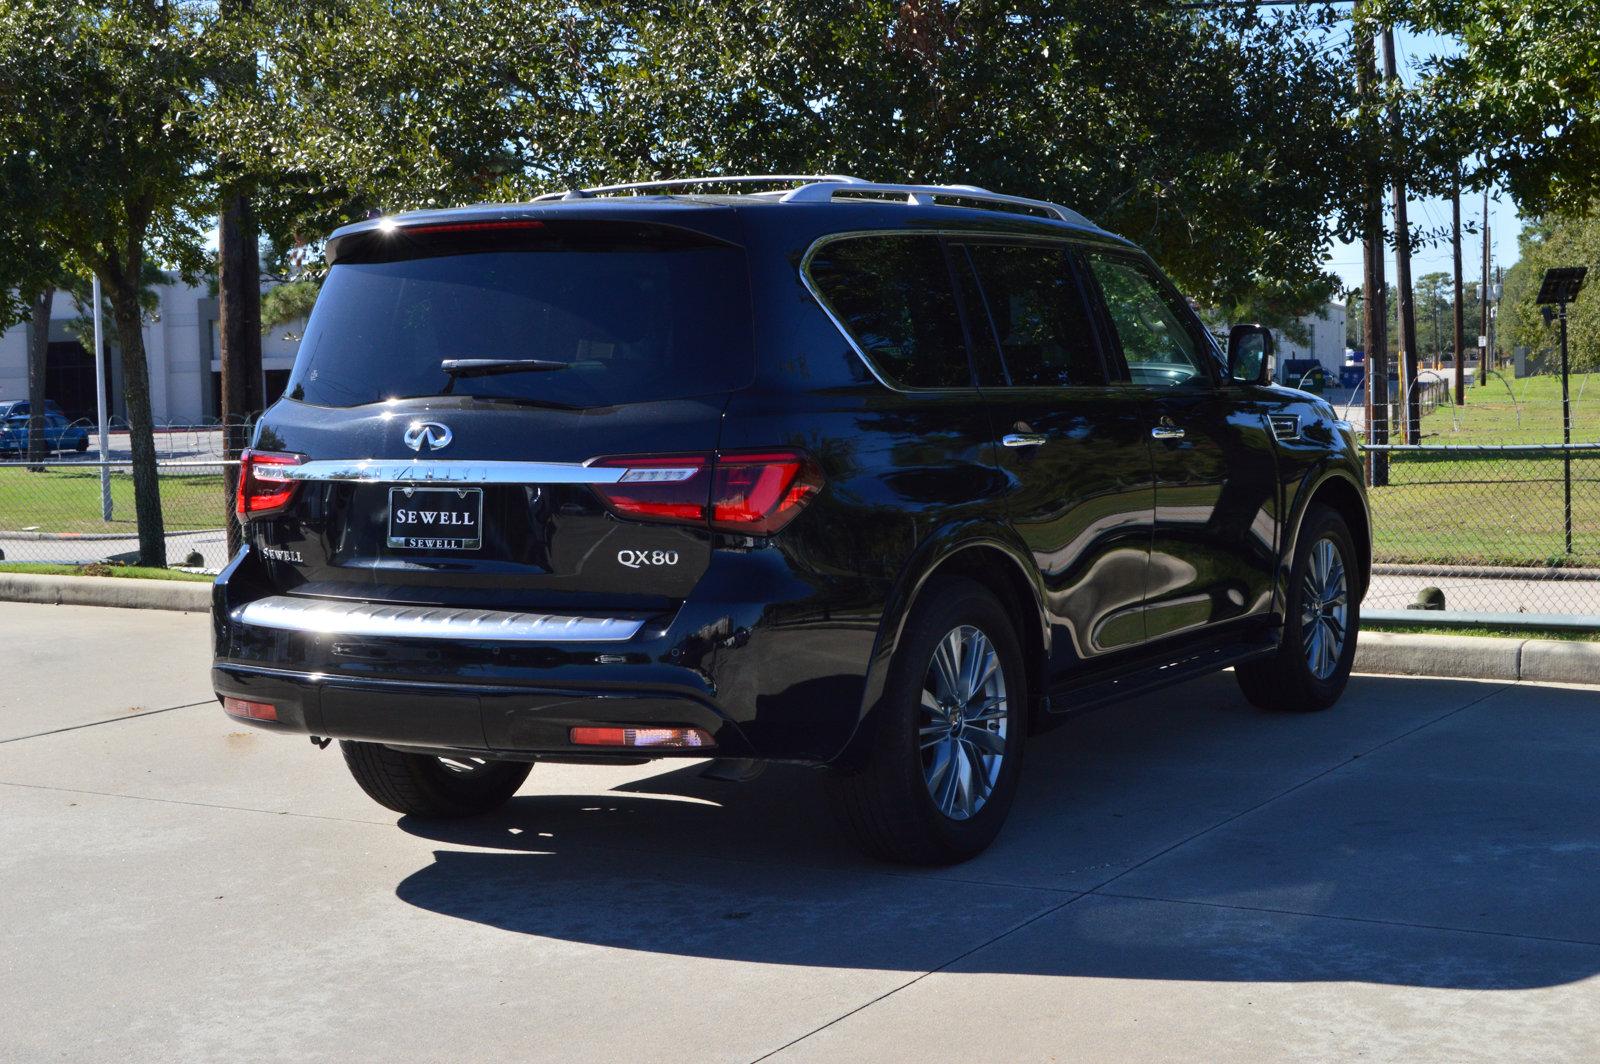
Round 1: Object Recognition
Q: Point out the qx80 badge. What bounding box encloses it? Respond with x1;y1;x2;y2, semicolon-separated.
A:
617;549;679;569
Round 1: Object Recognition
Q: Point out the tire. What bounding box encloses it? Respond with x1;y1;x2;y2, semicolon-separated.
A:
1236;504;1360;712
826;576;1028;864
339;740;532;818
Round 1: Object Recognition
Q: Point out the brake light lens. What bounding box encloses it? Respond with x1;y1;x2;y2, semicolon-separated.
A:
223;696;278;722
589;451;822;534
235;449;306;517
711;452;824;534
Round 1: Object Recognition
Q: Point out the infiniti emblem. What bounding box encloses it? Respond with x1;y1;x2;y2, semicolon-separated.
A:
403;421;453;453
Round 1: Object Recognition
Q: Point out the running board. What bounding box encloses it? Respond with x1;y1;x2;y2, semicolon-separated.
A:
1046;629;1281;716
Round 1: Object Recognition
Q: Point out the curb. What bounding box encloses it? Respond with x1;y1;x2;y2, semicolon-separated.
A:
1355;631;1600;686
0;573;211;613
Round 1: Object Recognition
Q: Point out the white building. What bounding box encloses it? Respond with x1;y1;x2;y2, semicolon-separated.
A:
0;276;303;425
1271;302;1348;374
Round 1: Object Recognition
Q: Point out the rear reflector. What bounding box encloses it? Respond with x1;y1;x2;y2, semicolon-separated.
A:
223;697;278;722
569;726;714;749
589;450;822;534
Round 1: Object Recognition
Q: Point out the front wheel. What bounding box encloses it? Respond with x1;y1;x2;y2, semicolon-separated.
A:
340;741;532;817
1236;504;1361;712
826;577;1028;864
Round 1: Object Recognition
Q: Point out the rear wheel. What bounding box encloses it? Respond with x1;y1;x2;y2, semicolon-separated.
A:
827;577;1027;864
1236;504;1360;712
339;740;532;817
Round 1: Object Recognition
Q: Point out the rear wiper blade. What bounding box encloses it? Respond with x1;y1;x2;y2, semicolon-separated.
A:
441;358;569;378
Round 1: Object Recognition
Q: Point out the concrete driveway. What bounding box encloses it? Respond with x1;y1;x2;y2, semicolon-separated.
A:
2;602;1598;1063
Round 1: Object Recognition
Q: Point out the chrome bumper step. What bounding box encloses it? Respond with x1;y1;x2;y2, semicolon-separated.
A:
232;596;644;643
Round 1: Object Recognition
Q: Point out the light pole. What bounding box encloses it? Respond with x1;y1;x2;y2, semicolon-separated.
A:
91;273;111;521
1537;267;1588;555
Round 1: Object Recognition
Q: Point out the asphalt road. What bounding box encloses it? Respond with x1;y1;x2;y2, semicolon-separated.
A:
3;602;1599;1062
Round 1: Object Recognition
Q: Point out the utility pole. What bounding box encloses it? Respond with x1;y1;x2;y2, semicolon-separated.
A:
1382;29;1421;444
1480;186;1490;386
1357;13;1388;485
1452;173;1465;404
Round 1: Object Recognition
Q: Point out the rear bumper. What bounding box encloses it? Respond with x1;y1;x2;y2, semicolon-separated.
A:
211;545;880;762
213;663;744;756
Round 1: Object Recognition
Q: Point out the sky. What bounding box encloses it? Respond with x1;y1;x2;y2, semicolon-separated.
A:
1320;24;1524;296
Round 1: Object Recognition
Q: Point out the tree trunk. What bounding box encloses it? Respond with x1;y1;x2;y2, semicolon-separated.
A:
218;187;264;557
25;287;51;470
105;277;167;567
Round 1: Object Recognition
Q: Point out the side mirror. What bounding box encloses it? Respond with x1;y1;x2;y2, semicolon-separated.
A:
1227;324;1274;386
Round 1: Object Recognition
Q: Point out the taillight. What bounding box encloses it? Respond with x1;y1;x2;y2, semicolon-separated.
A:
235;449;306;517
589;450;823;534
710;452;823;534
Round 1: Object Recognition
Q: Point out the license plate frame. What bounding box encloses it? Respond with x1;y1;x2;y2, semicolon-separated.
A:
386;486;484;551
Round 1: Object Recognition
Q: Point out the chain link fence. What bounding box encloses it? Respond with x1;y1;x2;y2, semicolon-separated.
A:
0;416;252;571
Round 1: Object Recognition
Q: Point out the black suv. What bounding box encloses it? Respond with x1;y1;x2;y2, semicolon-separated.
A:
213;176;1368;864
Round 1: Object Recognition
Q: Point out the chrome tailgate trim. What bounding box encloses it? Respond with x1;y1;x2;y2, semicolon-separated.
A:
232;596;644;642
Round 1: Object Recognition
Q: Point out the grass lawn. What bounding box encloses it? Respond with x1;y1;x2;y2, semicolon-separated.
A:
1368;450;1600;567
1397;372;1600;446
1365;622;1600;642
0;561;213;582
0;467;227;534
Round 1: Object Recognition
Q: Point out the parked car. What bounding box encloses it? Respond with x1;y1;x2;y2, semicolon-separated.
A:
0;412;89;456
0;398;66;420
213;176;1370;864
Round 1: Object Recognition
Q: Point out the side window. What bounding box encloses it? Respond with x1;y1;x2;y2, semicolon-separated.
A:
805;235;973;389
961;243;1103;387
1086;254;1212;388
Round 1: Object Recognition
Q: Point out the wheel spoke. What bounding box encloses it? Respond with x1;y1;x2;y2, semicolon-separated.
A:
927;739;957;812
932;635;962;703
952;741;974;817
958;630;988;701
962;740;994;802
963;726;1005;756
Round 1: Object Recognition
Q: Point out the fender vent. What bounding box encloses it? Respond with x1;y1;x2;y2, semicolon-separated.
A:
1269;414;1301;441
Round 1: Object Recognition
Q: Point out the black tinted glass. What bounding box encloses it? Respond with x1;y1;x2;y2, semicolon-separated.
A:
806;236;972;389
287;245;752;408
963;243;1102;387
1085;254;1210;388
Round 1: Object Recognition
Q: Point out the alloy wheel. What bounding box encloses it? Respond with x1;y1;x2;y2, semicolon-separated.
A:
918;624;1008;821
1301;536;1349;680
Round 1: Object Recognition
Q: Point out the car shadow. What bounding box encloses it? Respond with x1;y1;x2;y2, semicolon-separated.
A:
393;672;1600;990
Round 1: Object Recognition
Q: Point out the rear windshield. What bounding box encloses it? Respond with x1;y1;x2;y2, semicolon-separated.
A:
287;239;752;408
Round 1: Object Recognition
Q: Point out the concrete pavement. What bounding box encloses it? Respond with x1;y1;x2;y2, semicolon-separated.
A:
3;602;1599;1062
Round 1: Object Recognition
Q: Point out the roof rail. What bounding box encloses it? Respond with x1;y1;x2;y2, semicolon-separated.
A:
531;174;868;202
779;180;1090;226
527;173;1093;228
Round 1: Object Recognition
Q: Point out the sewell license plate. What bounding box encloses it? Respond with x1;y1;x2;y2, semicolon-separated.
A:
387;486;483;551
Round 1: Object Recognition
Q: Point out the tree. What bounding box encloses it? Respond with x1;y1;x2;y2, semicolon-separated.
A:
1367;1;1600;216
591;2;1359;325
0;2;217;566
1499;214;1600;371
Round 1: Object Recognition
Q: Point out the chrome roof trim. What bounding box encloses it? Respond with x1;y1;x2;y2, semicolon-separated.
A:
233;597;645;643
531;175;868;201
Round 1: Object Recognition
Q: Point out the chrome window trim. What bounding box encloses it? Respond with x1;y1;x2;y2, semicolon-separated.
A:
282;459;629;485
232;596;645;643
799;229;1123;396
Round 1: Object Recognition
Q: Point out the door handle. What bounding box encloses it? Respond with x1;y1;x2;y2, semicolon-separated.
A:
1150;420;1185;441
1002;433;1048;448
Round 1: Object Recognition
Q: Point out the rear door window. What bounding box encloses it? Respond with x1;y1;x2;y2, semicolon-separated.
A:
288;231;752;408
804;235;974;390
958;242;1104;387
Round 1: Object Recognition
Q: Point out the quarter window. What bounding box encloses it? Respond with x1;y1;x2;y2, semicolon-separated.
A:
806;235;973;390
961;243;1103;387
1086;255;1211;388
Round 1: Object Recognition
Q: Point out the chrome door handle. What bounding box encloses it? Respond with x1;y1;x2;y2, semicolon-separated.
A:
1150;423;1185;441
1001;433;1048;448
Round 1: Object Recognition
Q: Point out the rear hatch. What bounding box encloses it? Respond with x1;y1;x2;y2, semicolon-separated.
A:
241;213;753;612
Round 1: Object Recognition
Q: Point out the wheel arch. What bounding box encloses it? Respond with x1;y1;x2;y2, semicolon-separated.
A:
1287;467;1371;601
832;527;1049;769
